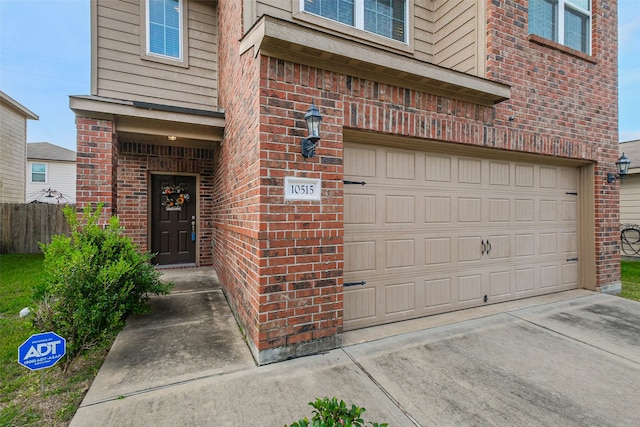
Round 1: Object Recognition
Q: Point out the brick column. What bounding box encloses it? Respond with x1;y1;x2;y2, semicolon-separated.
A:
75;117;117;219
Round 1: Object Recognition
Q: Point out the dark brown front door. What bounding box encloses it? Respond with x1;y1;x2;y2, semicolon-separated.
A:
151;175;197;265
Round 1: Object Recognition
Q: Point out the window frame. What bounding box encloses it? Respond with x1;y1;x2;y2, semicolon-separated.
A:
294;0;413;54
529;0;591;55
140;0;189;67
30;163;47;184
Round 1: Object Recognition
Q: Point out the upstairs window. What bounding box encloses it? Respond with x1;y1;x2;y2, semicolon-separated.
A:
31;163;46;183
529;0;591;54
147;0;182;59
303;0;407;43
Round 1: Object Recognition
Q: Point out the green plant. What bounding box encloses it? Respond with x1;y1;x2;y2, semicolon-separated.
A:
285;397;388;427
34;203;172;370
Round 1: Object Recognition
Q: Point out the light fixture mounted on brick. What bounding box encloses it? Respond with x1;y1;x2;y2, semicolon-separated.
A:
607;153;631;183
301;101;322;158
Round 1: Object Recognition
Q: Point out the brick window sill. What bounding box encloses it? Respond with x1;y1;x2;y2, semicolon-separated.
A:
528;34;598;64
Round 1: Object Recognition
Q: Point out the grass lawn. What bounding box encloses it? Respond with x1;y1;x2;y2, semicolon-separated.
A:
0;254;108;427
620;260;640;301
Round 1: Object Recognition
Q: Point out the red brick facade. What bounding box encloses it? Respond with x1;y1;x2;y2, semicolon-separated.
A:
76;0;619;364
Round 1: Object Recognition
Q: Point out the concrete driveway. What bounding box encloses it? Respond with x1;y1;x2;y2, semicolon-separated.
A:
70;268;640;426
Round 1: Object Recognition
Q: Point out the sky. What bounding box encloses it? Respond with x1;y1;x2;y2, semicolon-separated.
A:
0;0;639;152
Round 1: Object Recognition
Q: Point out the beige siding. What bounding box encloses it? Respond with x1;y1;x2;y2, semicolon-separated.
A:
620;175;640;226
0;104;27;202
26;161;77;204
434;0;478;75
414;1;434;61
250;1;481;76
95;0;218;110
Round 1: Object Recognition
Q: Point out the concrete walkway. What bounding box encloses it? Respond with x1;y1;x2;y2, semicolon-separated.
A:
70;268;640;426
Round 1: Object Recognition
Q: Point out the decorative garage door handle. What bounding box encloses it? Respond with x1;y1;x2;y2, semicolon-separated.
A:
481;240;492;256
344;281;366;287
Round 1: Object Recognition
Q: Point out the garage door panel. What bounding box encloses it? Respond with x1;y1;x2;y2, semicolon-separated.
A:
385;239;416;269
385;282;416;315
345;194;376;224
425;196;452;223
458;198;482;222
487;234;510;259
458;236;483;262
344;146;377;177
540;200;558;221
344;286;377;323
489;198;510;222
515;199;535;222
489;161;511;186
459;274;483;302
386;150;416;180
458;158;482;184
489;270;511;297
515;164;535;187
386;195;415;223
425;237;451;265
344;240;376;274
516;267;535;293
425;277;452;308
344;142;580;330
425;155;451;182
541;265;558;288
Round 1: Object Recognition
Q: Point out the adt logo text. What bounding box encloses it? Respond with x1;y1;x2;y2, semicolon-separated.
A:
18;332;66;371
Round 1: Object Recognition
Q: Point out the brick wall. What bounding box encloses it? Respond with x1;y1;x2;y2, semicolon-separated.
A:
76;117;117;219
215;0;264;360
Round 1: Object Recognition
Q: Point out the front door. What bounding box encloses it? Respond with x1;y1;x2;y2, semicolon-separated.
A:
151;175;197;265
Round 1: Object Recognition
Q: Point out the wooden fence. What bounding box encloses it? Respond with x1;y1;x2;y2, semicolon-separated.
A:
0;203;72;254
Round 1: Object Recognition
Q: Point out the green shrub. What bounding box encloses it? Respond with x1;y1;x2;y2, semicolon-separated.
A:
285;397;388;427
34;204;172;370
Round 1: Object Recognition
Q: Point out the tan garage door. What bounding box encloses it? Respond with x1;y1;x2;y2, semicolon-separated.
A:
344;142;579;330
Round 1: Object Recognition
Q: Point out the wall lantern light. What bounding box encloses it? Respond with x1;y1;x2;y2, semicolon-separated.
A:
301;101;322;158
607;153;631;183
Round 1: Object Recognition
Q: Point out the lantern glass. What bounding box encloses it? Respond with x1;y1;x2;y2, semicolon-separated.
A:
304;102;322;139
617;153;631;176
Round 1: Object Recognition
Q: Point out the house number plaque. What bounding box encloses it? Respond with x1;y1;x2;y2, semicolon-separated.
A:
284;177;321;201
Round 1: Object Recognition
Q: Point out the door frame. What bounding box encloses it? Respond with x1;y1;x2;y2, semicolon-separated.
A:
148;172;200;265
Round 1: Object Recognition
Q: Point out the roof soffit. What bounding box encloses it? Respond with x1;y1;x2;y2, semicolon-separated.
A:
241;16;511;106
69;95;225;144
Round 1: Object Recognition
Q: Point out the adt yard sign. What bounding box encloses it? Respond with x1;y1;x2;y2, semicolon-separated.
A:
18;332;66;371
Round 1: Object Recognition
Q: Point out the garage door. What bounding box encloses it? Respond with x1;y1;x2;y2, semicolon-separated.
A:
344;142;579;330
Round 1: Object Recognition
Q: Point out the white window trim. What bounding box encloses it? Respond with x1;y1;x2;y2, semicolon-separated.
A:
140;0;189;68
30;162;48;184
297;0;410;46
531;0;591;55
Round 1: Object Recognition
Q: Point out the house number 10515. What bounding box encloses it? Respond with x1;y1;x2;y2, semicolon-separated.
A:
284;177;321;201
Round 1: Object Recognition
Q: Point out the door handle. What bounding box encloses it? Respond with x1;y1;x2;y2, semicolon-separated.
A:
481;240;486;255
486;239;492;255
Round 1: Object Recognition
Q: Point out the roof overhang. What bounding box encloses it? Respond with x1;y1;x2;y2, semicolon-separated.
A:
1;91;39;120
241;16;511;106
69;95;225;148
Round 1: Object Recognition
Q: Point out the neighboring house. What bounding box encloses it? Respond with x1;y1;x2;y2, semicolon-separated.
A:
618;139;640;256
71;0;619;364
0;91;38;203
26;142;77;204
